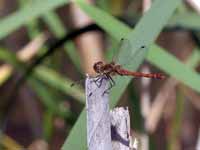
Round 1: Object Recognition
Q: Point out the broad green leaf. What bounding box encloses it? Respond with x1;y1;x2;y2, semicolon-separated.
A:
147;45;200;91
62;0;182;149
0;0;69;39
169;12;200;29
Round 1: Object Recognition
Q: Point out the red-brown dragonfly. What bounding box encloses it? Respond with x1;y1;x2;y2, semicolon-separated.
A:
91;40;165;95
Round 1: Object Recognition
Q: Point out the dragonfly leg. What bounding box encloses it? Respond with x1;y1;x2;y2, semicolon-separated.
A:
93;74;103;87
102;75;115;96
93;74;109;88
89;75;110;97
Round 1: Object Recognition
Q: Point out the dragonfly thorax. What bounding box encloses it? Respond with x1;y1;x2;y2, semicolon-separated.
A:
93;61;118;75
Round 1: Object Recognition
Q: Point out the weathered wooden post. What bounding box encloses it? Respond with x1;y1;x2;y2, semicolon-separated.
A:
86;75;137;150
86;75;112;150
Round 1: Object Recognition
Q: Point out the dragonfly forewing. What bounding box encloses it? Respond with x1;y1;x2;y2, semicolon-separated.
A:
114;38;148;70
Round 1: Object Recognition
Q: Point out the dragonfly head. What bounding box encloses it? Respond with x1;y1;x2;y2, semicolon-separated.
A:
93;61;104;73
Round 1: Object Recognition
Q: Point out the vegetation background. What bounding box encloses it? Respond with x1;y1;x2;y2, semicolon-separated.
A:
0;0;199;149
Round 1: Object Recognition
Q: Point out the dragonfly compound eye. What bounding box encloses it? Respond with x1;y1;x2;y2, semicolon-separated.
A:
93;61;103;73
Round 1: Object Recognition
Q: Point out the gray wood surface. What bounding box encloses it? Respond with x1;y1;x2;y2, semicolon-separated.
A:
86;75;112;150
110;107;133;150
86;75;136;150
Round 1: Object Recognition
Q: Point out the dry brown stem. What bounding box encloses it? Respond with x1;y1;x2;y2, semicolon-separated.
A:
69;2;103;75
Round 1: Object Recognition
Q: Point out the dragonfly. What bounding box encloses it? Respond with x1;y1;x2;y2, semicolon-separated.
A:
91;39;165;95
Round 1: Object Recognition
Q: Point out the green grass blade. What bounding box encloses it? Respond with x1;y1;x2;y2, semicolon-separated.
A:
78;1;130;40
34;66;85;103
43;110;54;141
42;12;82;72
0;49;85;103
43;11;66;37
167;88;184;150
62;0;181;149
29;79;61;113
147;45;200;92
185;49;200;68
18;0;41;38
0;0;69;39
0;49;26;70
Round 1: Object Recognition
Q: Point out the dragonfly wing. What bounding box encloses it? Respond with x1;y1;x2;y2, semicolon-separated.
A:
115;38;148;69
111;38;125;63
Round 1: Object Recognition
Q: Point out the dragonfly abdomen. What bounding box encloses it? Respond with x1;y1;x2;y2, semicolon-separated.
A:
117;69;165;79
